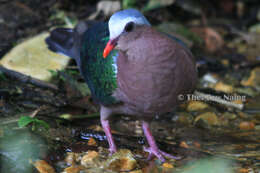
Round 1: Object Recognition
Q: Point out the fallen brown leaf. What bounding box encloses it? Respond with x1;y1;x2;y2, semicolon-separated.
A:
191;27;224;52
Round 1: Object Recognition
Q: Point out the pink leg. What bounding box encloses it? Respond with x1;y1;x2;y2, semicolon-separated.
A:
101;119;117;154
100;106;117;154
142;121;181;162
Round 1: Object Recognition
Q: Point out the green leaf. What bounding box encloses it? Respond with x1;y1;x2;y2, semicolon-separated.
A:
18;116;50;130
18;116;35;128
142;0;175;12
123;0;137;9
34;119;50;130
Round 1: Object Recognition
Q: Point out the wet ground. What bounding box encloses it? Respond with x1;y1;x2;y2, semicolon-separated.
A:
1;0;260;173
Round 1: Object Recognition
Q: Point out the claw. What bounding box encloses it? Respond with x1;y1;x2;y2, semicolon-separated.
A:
142;121;181;162
143;146;181;162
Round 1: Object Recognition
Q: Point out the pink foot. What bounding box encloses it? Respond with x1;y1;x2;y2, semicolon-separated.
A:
143;146;181;162
142;121;181;162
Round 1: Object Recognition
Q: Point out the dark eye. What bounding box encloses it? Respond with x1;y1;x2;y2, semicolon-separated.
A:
124;22;134;32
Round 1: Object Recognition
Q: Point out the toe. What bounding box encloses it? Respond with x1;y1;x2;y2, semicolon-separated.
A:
143;147;180;162
159;150;181;160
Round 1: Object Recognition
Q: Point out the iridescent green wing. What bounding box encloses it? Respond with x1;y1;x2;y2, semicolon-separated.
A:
80;22;119;106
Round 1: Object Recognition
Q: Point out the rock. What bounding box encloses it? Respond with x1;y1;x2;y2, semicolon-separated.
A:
162;162;174;169
63;166;85;173
238;168;250;173
81;151;99;167
174;112;193;125
179;141;189;148
245;95;260;118
237;111;250;119
187;101;209;112
232;99;243;105
239;121;255;131
201;73;218;85
0;33;70;81
214;81;233;93
195;112;220;128
221;59;229;67
130;170;143;173
81;168;116;173
34;160;56;173
193;141;201;148
65;152;76;166
254;125;260;130
241;67;260;91
88;137;97;146
106;149;137;172
222;112;237;120
235;87;258;97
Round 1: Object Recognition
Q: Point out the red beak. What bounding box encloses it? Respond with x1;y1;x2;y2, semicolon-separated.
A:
103;39;117;58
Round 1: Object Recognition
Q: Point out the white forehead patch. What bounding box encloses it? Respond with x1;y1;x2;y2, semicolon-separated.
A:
108;9;151;40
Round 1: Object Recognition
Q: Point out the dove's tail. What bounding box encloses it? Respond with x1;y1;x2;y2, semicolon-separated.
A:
45;28;79;59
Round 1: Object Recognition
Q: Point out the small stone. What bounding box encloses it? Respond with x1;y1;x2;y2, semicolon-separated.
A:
223;112;237;120
130;170;143;173
201;73;218;84
237;112;249;119
187;101;209;112
179;141;189;148
193;141;201;148
65;152;76;166
232;99;243;105
195;112;219;128
88;137;97;146
239;121;255;130
107;149;137;172
221;59;229;66
238;168;249;173
235;87;258;97
63;166;85;173
241;67;260;90
214;81;233;93
81;151;99;167
254;125;260;130
175;112;193;125
33;160;56;173
162;162;174;168
88;125;103;131
218;116;229;126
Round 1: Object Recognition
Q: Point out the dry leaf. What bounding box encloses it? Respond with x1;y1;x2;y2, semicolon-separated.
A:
191;27;224;52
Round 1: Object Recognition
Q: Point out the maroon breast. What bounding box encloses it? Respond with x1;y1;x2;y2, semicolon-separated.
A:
113;26;197;116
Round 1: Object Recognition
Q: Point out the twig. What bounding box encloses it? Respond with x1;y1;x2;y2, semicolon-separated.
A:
29;105;48;118
0;65;58;90
194;91;244;110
